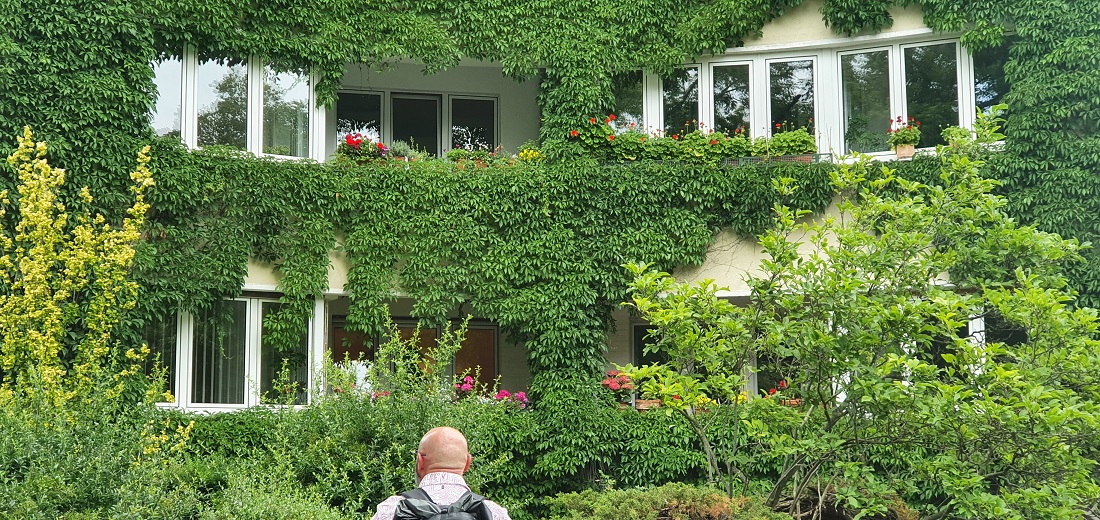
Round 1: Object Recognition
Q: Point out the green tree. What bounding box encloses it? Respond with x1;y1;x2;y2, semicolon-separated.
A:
627;150;1100;519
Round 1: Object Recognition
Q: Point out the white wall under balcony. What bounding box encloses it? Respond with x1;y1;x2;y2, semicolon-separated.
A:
744;0;928;48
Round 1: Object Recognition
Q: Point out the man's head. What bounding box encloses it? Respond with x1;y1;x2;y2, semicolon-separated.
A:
416;426;472;480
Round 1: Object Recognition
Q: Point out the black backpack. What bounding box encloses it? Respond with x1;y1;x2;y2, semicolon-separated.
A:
393;487;493;520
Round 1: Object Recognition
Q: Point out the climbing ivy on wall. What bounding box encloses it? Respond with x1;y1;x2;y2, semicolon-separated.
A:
138;138;832;383
2;0;1099;381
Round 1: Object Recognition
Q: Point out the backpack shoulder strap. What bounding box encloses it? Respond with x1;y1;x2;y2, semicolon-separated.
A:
394;488;441;520
446;491;492;520
399;488;434;502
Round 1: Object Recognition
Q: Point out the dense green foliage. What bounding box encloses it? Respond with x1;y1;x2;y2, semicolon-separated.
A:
2;0;1099;380
2;0;1099;312
623;151;1100;519
141;141;832;381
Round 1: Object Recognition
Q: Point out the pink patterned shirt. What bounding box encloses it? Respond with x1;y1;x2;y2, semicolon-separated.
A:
370;472;511;520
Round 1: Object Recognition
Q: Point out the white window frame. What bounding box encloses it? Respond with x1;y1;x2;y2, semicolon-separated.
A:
642;33;975;158
836;45;896;157
156;295;322;412
705;60;755;135
162;47;326;161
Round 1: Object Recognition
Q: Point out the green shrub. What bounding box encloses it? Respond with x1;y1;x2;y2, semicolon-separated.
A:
545;482;792;520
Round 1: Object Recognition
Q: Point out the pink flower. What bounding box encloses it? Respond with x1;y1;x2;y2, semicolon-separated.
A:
463;376;474;384
495;389;511;400
608;380;621;391
461;383;473;392
515;391;526;401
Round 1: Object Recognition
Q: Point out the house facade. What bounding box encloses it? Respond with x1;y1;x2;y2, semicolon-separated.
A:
142;0;1009;411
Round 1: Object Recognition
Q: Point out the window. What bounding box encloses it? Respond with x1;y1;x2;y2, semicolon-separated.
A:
143;313;179;400
393;94;441;155
662;67;699;136
261;67;311;158
904;42;959;148
150;51;319;159
612;71;644;129
143;296;313;409
769;59;816;133
151;58;182;138
451;97;496;150
455;324;497;388
632;324;667;366
332;91;499;157
841;50;891;153
196;60;248;150
712;63;751;134
335;92;382;145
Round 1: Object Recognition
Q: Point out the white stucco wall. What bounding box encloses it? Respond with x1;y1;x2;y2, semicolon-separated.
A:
744;0;928;48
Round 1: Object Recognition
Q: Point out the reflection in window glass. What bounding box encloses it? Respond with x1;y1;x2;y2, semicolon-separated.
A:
662;67;698;136
769;60;815;133
611;71;644;130
143;313;177;401
841;51;891;153
197;61;247;149
151;58;182;139
972;38;1012;135
336;92;382;145
455;327;497;388
451;98;495;151
192;301;247;405
260;302;310;405
713;64;751;134
393;96;440;156
905;43;959;148
262;68;310;157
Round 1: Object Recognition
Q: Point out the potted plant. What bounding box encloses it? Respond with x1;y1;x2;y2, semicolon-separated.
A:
768;126;817;161
601;369;635;407
887;116;921;159
388;139;427;162
336;133;388;163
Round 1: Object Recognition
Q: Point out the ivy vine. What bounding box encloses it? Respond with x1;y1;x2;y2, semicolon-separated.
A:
1;0;1099;385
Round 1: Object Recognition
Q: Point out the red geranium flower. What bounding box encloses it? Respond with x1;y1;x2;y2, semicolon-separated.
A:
609;113;617;120
709;139;719;145
570;129;579;137
590;117;597;124
607;135;615;141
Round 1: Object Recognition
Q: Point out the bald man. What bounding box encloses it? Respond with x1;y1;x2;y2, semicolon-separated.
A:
370;427;511;520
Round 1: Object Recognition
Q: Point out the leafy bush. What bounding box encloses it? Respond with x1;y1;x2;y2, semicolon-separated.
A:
545;482;792;520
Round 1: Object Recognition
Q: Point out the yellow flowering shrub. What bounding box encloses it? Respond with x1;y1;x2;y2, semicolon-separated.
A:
0;126;153;410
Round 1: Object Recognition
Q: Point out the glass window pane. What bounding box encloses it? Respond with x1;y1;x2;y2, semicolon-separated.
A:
841;51;891;153
905;43;959;148
972;38;1012;135
451;98;495;151
260;302;310;405
143;313;178;401
455;327;496;388
151;58;182;139
262;68;310;157
197;60;248;150
393;96;439;156
192;301;247;404
713;64;750;134
331;315;375;364
769;60;815;133
662;67;698;136
336;92;382;145
612;71;644;130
